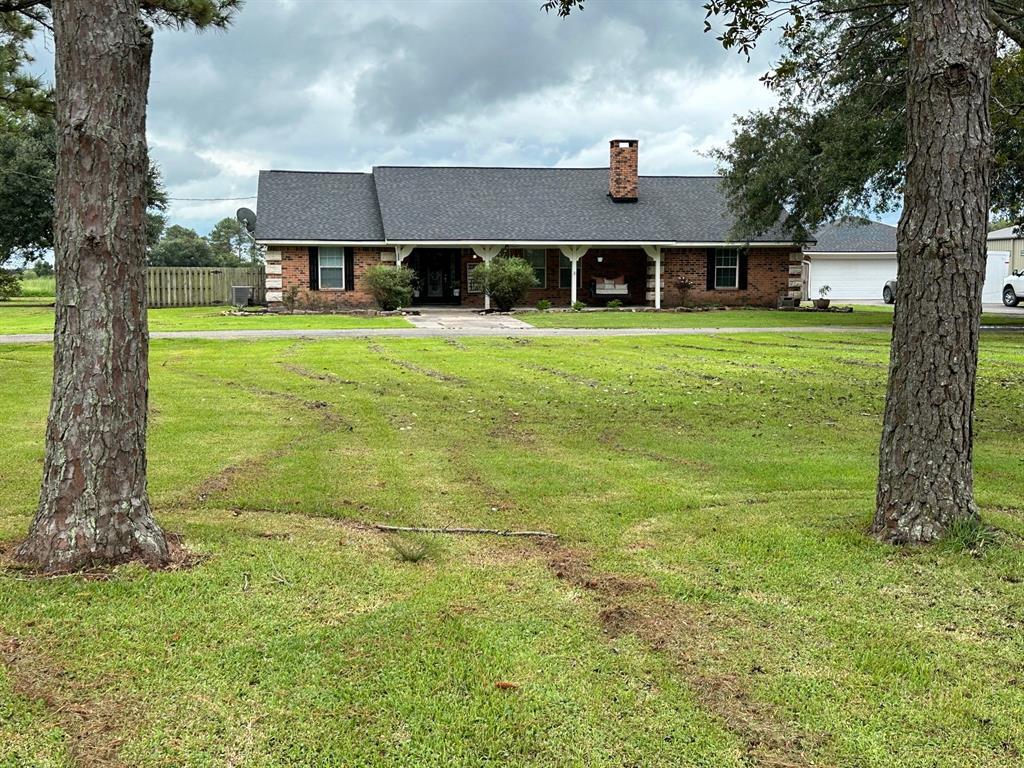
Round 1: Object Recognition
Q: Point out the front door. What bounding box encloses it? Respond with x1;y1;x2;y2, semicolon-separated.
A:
410;249;459;304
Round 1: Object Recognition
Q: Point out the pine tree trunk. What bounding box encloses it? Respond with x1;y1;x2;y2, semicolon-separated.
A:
873;0;995;544
15;0;168;572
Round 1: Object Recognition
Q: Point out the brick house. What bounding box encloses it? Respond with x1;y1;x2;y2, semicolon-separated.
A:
255;140;804;309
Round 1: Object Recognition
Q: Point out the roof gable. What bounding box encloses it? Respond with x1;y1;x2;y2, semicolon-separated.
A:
255;170;384;242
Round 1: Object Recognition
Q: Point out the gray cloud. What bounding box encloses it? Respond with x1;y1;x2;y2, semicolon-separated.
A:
24;0;781;233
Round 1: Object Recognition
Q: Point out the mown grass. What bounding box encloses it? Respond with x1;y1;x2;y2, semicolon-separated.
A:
0;303;411;334
1;333;1023;767
521;304;1024;328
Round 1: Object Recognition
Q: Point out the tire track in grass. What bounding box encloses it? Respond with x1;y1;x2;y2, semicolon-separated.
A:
0;633;132;768
366;342;467;385
541;542;826;768
185;373;353;505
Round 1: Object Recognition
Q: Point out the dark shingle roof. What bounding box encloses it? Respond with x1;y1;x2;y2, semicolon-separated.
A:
255;170;384;242
255;166;794;244
809;219;897;253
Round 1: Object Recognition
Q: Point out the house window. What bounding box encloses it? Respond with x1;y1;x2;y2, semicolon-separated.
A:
466;263;484;293
559;254;580;289
714;249;740;289
319;246;345;289
524;249;547;288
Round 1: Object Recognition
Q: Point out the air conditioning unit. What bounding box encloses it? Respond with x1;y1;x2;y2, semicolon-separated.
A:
231;285;253;308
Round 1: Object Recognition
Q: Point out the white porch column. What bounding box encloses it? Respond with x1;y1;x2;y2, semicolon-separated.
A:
472;245;504;310
394;244;415;267
558;245;589;306
643;245;662;309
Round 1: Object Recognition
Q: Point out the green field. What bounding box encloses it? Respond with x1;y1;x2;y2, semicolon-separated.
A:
0;302;411;334
2;333;1023;767
15;276;56;298
521;305;1024;328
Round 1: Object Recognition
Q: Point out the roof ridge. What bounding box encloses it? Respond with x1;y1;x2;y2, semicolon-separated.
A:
262;169;373;176
372;165;722;179
373;165;606;171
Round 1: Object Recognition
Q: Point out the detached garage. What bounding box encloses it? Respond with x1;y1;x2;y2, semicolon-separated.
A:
806;219;1016;303
805;219;897;301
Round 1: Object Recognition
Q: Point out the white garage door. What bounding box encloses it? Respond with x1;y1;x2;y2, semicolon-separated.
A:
983;251;1011;303
808;256;897;301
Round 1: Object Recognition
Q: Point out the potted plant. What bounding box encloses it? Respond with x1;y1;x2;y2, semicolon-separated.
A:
814;285;832;310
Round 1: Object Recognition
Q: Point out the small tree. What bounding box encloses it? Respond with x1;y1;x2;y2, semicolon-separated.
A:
480;256;536;311
364;265;415;311
0;269;20;300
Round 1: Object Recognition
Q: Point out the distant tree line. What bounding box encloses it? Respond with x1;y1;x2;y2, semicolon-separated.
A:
148;217;262;268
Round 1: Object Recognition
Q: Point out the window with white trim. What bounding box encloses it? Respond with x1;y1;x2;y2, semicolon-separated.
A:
319;246;345;289
523;249;547;288
559;254;580;289
714;249;740;289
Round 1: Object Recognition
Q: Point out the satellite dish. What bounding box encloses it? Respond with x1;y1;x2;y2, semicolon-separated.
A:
236;207;257;234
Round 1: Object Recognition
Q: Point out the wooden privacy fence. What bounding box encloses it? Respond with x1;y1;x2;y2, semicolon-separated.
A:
146;266;266;308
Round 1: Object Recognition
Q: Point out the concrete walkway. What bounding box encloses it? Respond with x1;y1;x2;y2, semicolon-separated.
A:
407;310;534;332
0;325;897;345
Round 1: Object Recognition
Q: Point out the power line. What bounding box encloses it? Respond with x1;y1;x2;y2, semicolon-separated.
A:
0;168;256;202
165;195;256;201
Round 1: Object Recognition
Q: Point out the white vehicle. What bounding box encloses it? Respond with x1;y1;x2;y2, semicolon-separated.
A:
884;271;1024;306
1003;271;1024;307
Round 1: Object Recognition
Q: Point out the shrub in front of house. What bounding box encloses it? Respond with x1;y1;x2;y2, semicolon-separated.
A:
606;299;623;309
280;285;302;313
365;265;415;311
479;257;536;311
571;300;586;312
536;299;551;311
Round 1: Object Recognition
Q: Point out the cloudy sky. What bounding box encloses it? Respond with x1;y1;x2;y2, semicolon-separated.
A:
27;0;785;235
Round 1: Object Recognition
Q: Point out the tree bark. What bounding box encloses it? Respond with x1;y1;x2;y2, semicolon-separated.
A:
15;0;168;572
873;0;995;544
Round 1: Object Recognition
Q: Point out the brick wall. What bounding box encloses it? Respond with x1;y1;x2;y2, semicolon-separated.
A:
660;247;793;307
268;245;383;308
609;139;639;200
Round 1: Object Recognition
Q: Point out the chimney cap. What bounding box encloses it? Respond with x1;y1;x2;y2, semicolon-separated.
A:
610;138;638;148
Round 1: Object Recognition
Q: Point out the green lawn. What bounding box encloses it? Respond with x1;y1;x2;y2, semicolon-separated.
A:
1;333;1023;767
521;304;1024;328
0;302;411;334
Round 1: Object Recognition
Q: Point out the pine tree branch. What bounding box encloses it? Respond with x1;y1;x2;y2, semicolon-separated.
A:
989;6;1024;47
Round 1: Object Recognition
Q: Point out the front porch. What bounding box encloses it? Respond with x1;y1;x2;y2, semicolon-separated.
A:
397;245;663;309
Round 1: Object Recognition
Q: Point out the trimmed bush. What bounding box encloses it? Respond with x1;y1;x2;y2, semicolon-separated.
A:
606;299;623;309
479;257;536;311
571;300;586;312
365;265;415;311
536;299;551;311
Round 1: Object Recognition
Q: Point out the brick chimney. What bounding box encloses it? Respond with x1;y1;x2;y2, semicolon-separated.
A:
608;139;638;201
